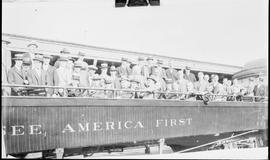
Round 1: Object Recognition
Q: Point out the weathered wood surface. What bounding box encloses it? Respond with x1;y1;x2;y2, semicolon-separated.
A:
1;97;268;154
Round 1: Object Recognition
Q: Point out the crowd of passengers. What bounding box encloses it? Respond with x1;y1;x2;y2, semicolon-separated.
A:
2;42;268;102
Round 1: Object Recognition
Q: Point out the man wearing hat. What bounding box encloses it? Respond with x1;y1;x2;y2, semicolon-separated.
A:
245;77;256;96
28;56;46;85
53;56;70;97
67;74;83;97
88;65;98;87
183;66;197;83
27;40;39;65
253;76;267;102
118;76;133;99
165;61;178;82
152;59;167;91
7;53;25;96
42;54;56;95
130;76;145;99
109;65;121;89
194;72;210;100
143;75;161;99
163;78;178;99
141;57;154;78
99;63;111;86
89;75;105;98
117;57;132;77
75;51;88;68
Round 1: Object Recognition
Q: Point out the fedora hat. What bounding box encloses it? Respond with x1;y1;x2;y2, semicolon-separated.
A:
58;56;68;61
60;48;70;54
2;39;11;45
22;57;32;65
27;40;38;48
146;57;154;61
88;65;98;70
12;53;23;60
138;57;145;61
157;59;163;65
100;63;108;68
110;65;117;71
185;66;191;70
74;61;82;68
78;51;86;56
43;54;52;59
33;56;44;63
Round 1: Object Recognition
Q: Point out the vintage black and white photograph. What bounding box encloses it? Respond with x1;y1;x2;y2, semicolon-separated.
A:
1;0;268;159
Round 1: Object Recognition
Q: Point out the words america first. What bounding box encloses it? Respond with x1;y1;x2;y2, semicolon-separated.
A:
3;118;192;136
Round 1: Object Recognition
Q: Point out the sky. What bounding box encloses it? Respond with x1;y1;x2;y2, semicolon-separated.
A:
2;0;268;67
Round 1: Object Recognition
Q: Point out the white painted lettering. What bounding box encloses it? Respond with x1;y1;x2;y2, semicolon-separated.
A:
62;124;75;133
78;123;89;132
134;121;144;128
29;125;42;135
179;119;185;125
118;121;122;130
106;122;115;130
170;119;177;127
11;125;24;136
124;121;133;129
93;122;103;131
186;118;192;125
156;120;163;127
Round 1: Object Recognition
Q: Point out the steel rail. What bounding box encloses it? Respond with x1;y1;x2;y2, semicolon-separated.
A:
1;83;268;99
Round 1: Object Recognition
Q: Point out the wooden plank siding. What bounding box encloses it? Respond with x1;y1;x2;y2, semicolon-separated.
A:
2;97;268;154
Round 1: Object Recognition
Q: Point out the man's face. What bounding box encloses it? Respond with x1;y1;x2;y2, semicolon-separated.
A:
43;58;50;65
204;75;209;81
223;79;228;85
34;60;42;69
89;69;96;75
59;60;67;68
198;73;204;80
22;65;30;71
101;68;108;73
15;60;23;67
110;71;116;76
74;67;81;73
28;45;37;53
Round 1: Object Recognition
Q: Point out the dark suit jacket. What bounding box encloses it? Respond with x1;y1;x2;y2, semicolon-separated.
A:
7;66;24;84
117;65;132;77
28;69;46;85
165;68;178;82
45;65;56;86
184;73;197;83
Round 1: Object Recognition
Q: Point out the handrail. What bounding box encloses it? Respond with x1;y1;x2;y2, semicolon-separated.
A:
1;83;268;99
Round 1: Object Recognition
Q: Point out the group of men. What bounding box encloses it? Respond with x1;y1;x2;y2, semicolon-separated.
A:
2;39;267;101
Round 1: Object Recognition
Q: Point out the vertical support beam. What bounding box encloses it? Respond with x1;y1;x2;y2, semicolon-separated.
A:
158;138;165;154
93;58;97;66
1;127;7;158
55;148;64;159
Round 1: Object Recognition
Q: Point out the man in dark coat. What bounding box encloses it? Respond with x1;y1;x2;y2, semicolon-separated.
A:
7;53;24;95
165;61;178;82
253;77;268;102
42;54;56;96
184;66;197;83
117;57;132;77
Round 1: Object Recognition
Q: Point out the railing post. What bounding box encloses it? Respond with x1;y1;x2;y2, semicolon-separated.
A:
55;148;64;159
158;138;165;154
